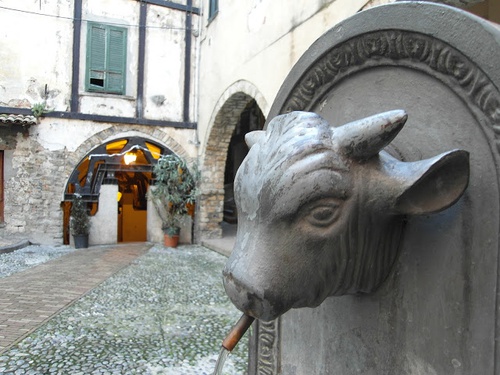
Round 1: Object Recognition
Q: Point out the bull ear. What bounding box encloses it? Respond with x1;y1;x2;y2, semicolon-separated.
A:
336;110;407;160
393;150;470;215
245;131;265;148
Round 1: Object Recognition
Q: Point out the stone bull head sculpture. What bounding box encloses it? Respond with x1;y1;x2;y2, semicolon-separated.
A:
223;110;470;321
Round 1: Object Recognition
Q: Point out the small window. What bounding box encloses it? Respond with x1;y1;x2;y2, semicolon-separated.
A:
86;22;127;94
208;0;218;21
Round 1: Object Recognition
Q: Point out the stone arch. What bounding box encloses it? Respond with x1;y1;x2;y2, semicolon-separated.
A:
61;125;194;245
199;81;268;239
67;124;192;171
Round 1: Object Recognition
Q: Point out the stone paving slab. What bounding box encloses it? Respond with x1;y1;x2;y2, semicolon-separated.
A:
0;243;152;353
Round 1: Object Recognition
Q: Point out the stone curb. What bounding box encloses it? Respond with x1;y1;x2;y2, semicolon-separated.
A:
0;239;31;255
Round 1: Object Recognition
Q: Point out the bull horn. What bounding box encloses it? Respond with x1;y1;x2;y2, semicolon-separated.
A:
335;110;408;160
245;130;266;148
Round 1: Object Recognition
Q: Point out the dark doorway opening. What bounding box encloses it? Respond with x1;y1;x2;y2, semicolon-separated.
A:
223;100;265;224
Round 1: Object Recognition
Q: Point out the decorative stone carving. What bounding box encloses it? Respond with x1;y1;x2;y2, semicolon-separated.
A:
223;110;469;321
248;320;280;375
282;30;500;131
228;3;500;374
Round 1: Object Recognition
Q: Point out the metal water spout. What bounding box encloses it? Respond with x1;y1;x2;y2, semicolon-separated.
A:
222;314;255;351
223;110;469;321
213;314;255;375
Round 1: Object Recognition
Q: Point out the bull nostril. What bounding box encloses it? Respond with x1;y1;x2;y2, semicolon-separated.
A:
222;268;285;320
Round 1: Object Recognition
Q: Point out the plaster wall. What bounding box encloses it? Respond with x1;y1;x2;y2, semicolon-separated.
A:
89;184;118;245
143;6;187;122
0;0;74;111
197;0;394;153
0;0;197;122
35;119;109;152
80;0;199;122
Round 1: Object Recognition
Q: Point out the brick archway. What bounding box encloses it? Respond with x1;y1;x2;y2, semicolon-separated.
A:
68;125;192;170
199;81;267;239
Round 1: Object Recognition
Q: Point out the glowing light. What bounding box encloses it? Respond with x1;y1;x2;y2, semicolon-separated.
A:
124;152;137;165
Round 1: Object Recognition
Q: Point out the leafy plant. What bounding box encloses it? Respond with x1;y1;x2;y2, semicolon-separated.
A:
70;194;91;235
148;154;200;235
31;102;48;118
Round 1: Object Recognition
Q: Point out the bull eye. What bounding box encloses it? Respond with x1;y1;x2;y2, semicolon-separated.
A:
304;200;341;227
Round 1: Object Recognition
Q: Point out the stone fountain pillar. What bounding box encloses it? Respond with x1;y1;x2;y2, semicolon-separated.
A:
246;2;500;374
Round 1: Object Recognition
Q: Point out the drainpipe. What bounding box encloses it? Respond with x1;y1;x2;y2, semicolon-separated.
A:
192;0;203;150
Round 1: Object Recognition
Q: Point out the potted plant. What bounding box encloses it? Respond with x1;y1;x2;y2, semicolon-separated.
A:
148;154;199;247
70;193;91;248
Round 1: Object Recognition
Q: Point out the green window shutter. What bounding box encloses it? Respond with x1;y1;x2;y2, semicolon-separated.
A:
86;23;127;94
106;27;127;93
208;0;218;20
87;24;106;90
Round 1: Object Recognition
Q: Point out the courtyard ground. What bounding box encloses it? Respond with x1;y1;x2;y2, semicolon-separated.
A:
0;243;248;374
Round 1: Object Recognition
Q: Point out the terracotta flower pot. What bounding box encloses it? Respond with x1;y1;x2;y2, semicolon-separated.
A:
164;234;180;248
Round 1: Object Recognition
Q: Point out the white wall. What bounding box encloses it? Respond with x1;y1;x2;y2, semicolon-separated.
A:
0;0;74;111
197;0;378;150
89;184;118;245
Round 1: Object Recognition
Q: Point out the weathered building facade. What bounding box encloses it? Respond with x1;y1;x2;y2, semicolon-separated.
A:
0;0;200;244
0;0;497;245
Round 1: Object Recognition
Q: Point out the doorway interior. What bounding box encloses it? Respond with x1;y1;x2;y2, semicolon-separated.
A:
223;100;265;224
63;137;169;244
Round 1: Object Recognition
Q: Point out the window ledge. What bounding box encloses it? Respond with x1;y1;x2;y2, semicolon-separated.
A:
80;92;135;101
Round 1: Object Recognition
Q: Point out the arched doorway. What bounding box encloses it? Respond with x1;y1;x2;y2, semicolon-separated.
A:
223;100;265;224
200;86;266;241
63;137;170;244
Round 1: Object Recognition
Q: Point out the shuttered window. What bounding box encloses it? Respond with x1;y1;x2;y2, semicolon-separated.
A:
208;0;218;21
86;23;127;94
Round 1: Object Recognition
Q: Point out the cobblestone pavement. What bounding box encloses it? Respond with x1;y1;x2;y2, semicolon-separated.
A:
0;243;151;351
0;243;247;374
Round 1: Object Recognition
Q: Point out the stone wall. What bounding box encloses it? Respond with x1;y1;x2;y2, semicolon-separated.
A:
197;78;268;240
198;94;249;239
2;133;70;243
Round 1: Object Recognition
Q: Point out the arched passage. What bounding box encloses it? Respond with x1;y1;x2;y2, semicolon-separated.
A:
223;100;265;223
61;124;195;245
199;81;267;239
62;136;171;245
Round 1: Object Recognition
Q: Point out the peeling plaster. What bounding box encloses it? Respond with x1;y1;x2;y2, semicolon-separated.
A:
35;120;110;152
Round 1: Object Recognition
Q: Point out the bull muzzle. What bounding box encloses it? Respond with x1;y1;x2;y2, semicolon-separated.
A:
222;266;285;322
